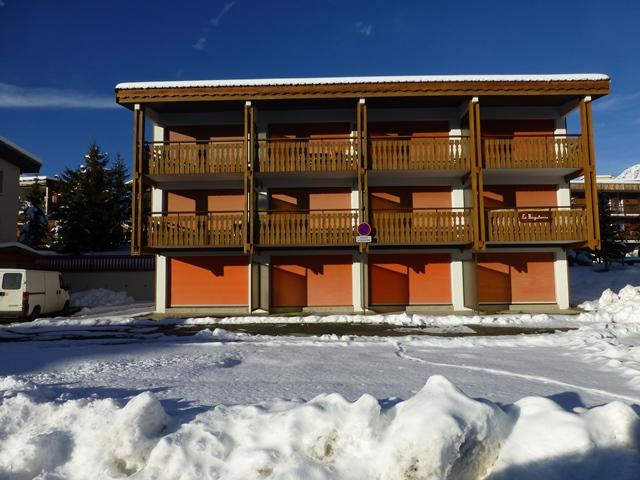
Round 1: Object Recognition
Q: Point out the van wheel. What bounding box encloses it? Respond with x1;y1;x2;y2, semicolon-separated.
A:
30;306;41;320
62;301;70;315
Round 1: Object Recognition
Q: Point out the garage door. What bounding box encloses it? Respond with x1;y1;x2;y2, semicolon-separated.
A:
477;252;555;304
271;255;352;308
169;256;248;306
369;254;451;305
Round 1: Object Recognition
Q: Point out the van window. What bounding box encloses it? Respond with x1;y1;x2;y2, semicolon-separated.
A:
2;273;22;290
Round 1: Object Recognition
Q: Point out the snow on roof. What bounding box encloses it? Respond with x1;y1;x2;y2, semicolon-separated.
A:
616;164;640;181
116;73;610;90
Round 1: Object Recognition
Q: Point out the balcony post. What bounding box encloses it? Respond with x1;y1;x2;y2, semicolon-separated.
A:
131;103;145;256
244;101;255;253
357;98;369;252
580;96;601;250
468;97;486;250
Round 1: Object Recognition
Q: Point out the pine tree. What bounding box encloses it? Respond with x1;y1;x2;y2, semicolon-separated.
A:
18;178;50;249
594;192;626;270
52;142;131;253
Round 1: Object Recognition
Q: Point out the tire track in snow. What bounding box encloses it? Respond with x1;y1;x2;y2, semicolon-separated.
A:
394;342;640;404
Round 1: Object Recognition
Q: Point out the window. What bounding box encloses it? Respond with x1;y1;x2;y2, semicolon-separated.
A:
2;273;22;290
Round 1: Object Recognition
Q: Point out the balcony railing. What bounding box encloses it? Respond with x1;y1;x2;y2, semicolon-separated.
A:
486;207;588;243
369;136;470;171
147;141;245;175
372;209;473;245
482;135;583;169
257;137;358;173
258;209;359;246
146;212;244;248
610;204;640;215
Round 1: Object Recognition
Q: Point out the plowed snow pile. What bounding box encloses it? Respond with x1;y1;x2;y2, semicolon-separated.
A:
0;375;638;480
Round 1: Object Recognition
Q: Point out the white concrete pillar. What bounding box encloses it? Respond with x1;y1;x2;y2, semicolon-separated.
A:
450;254;466;311
352;254;363;312
554;250;570;309
155;255;167;313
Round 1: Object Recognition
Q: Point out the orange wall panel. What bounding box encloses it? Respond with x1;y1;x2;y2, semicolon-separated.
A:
369;254;451;305
368;121;450;137
169;256;248;306
168;125;243;142
477;253;555;304
271;256;352;307
309;192;351;210
370;187;452;210
481;119;555;136
166;190;244;213
207;191;244;212
483;186;557;209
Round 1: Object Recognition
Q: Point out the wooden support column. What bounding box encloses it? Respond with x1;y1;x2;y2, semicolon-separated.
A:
243;101;255;253
580;96;601;250
356;98;369;310
132;103;145;256
468;97;485;250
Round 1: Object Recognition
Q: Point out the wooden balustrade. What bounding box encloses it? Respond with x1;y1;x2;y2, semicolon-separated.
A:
258;210;359;245
147;141;245;175
486;208;588;242
483;135;583;169
257;138;358;173
372;209;473;244
146;213;244;248
369;137;471;170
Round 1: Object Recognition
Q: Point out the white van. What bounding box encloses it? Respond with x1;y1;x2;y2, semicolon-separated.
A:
0;269;70;319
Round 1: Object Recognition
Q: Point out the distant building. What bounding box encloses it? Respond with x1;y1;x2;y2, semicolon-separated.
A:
116;73;609;313
571;173;640;244
19;175;60;215
0;137;41;242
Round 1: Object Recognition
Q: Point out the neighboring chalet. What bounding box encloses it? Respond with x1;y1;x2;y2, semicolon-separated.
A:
115;74;609;314
572;174;640;244
0;137;41;242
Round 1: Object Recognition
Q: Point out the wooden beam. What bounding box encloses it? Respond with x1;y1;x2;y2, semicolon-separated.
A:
131;104;145;256
582;97;601;249
243;102;255;253
468;98;485;250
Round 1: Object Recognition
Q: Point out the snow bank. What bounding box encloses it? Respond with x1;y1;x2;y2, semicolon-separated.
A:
579;285;640;323
70;288;135;308
0;375;637;479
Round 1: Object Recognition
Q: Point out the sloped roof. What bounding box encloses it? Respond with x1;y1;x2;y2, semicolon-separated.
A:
0;137;42;173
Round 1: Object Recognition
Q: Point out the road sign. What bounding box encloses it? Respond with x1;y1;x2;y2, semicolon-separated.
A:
356;235;372;243
356;223;372;236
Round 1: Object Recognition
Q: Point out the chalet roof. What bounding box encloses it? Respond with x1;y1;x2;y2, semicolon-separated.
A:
115;73;611;112
116;74;610;90
0;137;42;173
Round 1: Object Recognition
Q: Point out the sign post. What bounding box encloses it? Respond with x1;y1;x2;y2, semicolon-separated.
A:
356;223;372;243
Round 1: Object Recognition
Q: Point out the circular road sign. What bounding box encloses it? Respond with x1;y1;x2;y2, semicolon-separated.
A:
357;222;372;236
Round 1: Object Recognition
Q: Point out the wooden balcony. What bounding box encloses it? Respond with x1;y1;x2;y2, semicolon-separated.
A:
146;212;244;248
372;209;473;245
257;137;358;173
369;136;470;171
147;141;245;175
482;135;583;169
258;210;359;246
486;207;588;243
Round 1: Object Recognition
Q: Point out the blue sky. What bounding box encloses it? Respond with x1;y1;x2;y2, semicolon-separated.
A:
0;0;639;176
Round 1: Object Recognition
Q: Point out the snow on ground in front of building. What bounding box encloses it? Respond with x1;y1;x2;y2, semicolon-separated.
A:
70;287;136;308
0;266;640;478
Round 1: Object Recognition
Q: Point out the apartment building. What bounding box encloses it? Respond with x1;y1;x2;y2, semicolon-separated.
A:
572;175;640;244
115;74;609;314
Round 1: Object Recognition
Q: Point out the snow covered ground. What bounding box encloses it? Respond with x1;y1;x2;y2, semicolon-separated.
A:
1;267;640;479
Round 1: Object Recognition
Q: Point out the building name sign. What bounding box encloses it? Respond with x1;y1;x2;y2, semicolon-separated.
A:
518;211;552;223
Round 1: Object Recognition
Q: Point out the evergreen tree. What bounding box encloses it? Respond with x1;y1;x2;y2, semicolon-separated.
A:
594;192;626;270
52;142;131;253
18;178;50;249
